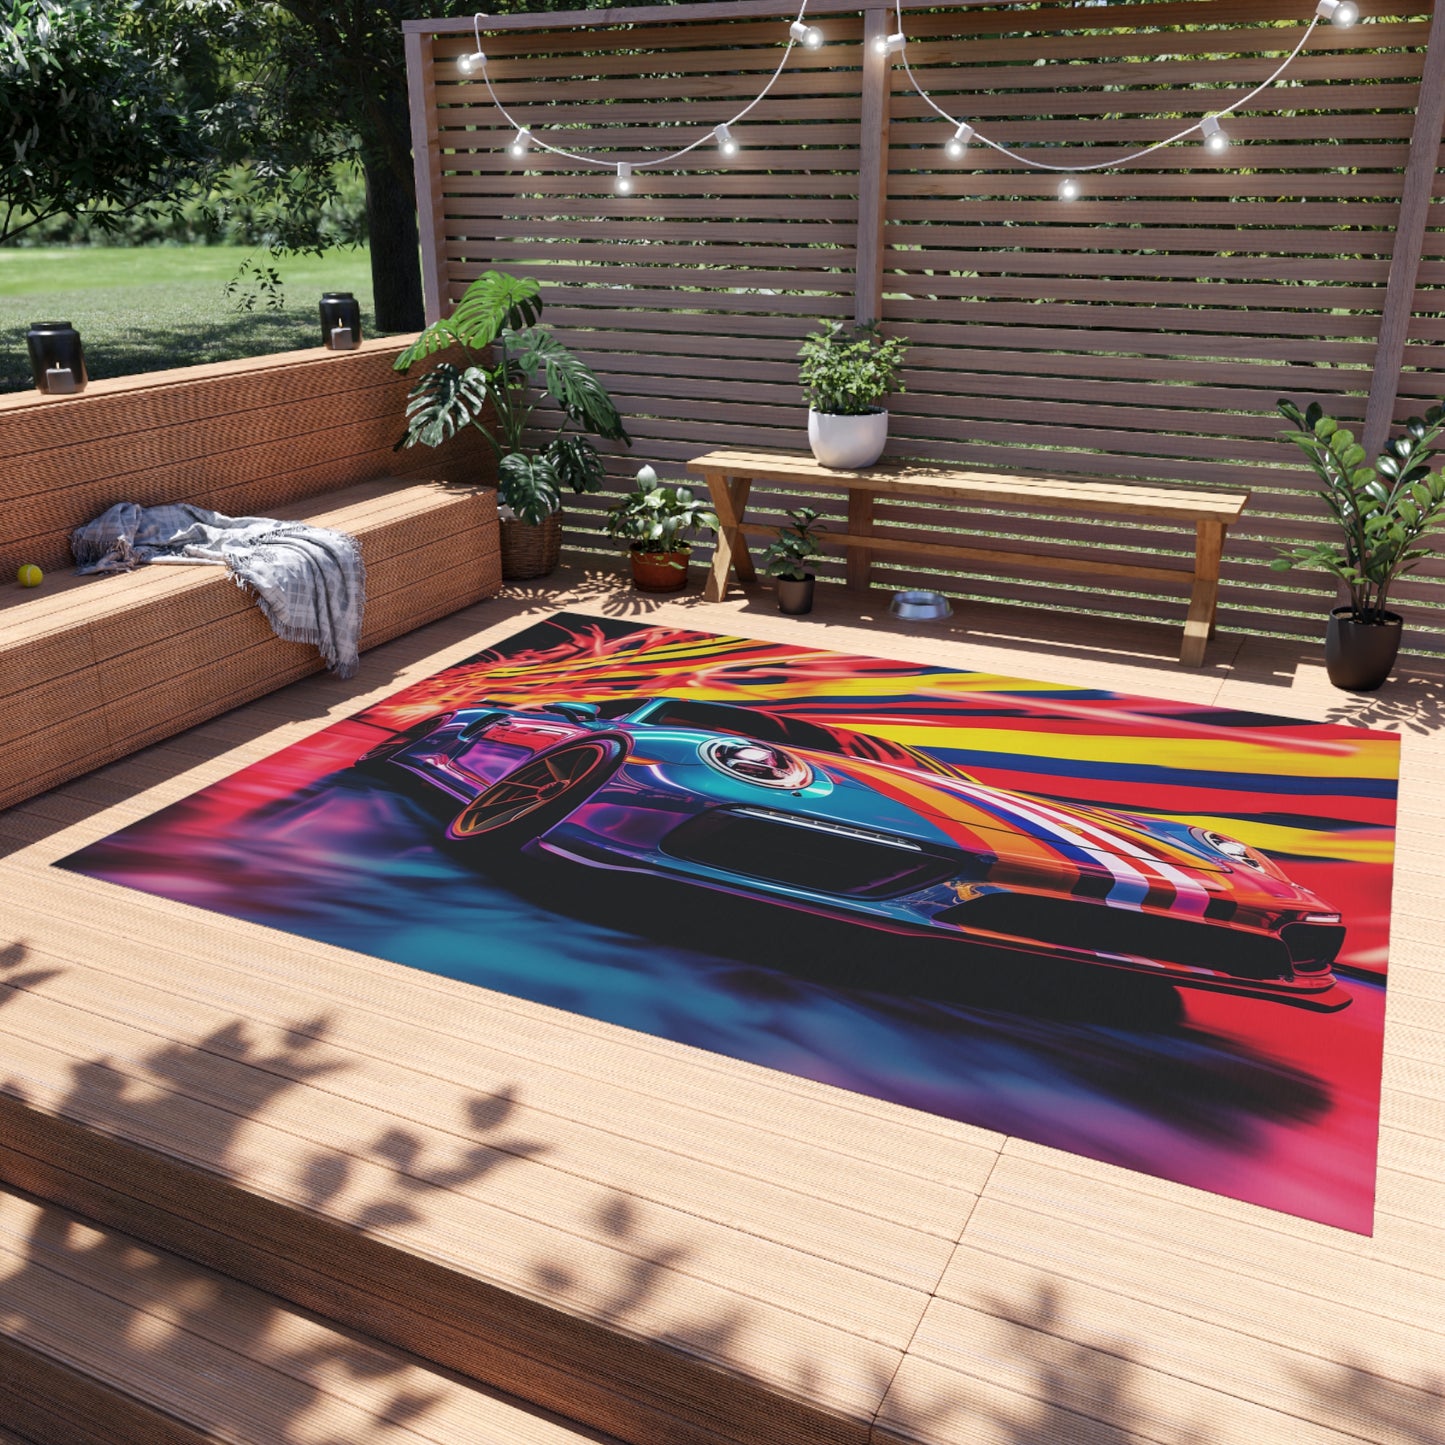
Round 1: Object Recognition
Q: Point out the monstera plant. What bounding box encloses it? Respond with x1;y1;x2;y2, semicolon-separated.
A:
394;270;630;578
1272;398;1445;691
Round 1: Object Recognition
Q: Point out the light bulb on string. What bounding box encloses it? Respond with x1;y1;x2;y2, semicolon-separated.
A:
1316;0;1359;25
713;124;739;157
875;32;905;57
945;122;974;160
508;127;532;158
615;162;634;194
458;50;484;74
1058;177;1081;201
1199;116;1230;155
789;20;824;48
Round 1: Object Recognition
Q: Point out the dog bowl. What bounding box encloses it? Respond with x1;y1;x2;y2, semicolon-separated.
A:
889;589;953;621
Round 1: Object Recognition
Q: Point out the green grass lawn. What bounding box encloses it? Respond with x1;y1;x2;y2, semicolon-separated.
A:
0;245;378;394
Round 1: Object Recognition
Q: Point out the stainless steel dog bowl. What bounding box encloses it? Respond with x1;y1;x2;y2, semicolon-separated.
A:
889;589;953;621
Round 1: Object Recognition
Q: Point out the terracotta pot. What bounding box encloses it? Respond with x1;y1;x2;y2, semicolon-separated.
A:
775;575;815;615
499;510;562;579
807;408;888;470
1325;607;1402;692
630;547;691;593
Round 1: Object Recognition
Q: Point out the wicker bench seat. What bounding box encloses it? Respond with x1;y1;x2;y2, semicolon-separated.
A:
1;477;499;813
0;341;498;814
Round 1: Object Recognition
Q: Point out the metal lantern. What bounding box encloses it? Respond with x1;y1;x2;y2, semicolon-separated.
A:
26;321;88;395
319;292;363;351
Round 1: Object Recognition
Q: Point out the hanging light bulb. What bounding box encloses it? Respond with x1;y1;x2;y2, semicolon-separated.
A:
458;50;485;74
789;20;824;48
615;162;634;194
945;122;974;160
1316;0;1359;24
1199;115;1230;155
713;124;739;157
508;127;532;158
1058;177;1081;201
875;32;906;57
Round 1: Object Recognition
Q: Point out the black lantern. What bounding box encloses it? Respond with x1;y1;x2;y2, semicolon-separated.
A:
319;293;363;351
26;321;88;395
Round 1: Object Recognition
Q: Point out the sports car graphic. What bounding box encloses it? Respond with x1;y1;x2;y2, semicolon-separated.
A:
354;696;1352;1010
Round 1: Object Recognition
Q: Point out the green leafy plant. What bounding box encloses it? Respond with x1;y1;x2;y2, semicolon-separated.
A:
1272;398;1445;623
395;270;628;524
604;465;718;566
762;507;826;580
798;321;908;416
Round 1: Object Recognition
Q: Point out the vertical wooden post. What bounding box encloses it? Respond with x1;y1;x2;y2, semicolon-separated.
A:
405;28;449;325
855;7;892;327
1362;1;1445;457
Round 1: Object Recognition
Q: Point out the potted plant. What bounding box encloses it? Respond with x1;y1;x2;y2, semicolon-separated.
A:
394;270;629;579
798;320;908;470
762;506;826;614
604;465;718;593
1272;398;1445;691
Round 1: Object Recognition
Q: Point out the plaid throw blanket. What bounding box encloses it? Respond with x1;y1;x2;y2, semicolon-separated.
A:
71;502;366;679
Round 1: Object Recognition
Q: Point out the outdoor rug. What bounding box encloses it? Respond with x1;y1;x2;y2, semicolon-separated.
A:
59;613;1399;1233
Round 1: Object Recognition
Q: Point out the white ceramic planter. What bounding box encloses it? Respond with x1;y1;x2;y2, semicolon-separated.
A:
807;408;888;470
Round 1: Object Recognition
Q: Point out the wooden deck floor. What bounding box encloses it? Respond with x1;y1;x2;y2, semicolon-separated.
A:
1;570;1442;1445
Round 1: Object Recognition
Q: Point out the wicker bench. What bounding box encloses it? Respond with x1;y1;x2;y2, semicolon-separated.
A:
1;343;498;813
688;448;1249;665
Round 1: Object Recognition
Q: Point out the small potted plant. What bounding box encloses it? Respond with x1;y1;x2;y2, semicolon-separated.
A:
762;506;826;614
604;465;719;593
393;270;630;579
1272;397;1445;691
798;320;908;470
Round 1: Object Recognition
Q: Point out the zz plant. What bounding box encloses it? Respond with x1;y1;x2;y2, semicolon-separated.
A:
1272;398;1445;623
394;270;629;524
762;507;826;580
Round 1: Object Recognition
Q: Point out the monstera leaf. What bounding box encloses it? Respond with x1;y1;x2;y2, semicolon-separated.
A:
546;435;607;495
506;327;629;442
396;363;491;450
393;272;544;370
497;451;562;525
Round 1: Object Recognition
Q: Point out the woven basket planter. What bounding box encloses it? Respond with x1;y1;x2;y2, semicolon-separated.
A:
499;510;562;580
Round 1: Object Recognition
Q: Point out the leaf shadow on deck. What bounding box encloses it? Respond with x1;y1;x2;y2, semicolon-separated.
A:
0;946;1440;1443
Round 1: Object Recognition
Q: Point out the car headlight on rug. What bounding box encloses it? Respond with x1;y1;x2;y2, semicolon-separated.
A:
1190;826;1268;871
700;738;813;790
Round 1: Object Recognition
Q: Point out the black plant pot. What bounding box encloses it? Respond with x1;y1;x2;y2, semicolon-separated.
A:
1325;606;1402;692
775;575;815;615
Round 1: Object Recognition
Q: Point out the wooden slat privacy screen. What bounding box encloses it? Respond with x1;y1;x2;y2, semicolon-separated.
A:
405;0;1445;654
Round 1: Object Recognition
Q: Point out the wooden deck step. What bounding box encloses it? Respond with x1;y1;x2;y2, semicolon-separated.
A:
0;1182;621;1445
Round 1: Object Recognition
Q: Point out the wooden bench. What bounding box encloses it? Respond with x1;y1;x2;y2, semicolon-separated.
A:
687;448;1249;666
1;342;499;813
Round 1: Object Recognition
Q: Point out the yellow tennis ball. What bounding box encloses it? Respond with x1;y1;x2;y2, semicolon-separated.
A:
16;564;43;588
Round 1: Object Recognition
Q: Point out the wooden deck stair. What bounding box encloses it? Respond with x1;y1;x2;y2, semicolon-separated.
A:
0;1182;622;1445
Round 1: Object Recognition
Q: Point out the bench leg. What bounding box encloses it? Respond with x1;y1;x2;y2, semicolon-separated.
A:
1181;519;1226;666
847;491;874;592
703;473;754;603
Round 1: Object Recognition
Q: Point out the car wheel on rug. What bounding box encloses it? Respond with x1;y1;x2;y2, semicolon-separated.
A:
445;737;626;850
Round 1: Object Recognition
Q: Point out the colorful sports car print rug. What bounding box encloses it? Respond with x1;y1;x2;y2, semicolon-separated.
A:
60;614;1399;1232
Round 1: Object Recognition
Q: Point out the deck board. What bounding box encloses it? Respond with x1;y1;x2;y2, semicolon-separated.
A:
1;571;1441;1445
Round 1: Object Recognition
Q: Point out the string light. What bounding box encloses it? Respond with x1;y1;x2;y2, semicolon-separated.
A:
945;122;974;160
1199;116;1229;154
508;127;532;157
461;6;820;188
1058;177;1081;201
886;0;1363;181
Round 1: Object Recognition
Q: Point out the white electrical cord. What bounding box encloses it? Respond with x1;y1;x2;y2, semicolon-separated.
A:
890;0;1338;173
460;4;821;175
